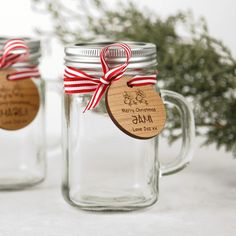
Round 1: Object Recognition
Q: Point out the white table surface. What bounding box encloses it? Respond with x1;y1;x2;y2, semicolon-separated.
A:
0;139;236;236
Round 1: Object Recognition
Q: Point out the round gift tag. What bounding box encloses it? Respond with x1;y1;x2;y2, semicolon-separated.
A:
0;69;40;130
106;76;166;139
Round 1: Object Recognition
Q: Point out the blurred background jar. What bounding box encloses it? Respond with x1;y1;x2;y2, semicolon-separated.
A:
0;37;46;190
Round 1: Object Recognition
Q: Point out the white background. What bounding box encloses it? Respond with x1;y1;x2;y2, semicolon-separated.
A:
0;0;235;79
1;2;236;235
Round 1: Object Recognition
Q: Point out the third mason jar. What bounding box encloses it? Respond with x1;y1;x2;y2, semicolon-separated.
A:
62;42;195;211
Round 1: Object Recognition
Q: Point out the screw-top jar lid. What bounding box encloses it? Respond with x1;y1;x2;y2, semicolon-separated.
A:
0;37;41;67
65;41;157;69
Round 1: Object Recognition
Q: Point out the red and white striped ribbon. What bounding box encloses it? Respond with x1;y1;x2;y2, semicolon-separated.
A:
64;43;157;112
0;39;40;80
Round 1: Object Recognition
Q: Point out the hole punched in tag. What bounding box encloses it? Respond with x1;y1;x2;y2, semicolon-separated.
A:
106;76;166;139
0;69;40;130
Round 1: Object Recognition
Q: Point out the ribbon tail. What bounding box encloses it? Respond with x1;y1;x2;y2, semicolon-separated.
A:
127;75;157;87
83;84;108;112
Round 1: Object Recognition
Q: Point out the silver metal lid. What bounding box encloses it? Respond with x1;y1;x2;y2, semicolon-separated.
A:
0;37;41;67
64;41;157;69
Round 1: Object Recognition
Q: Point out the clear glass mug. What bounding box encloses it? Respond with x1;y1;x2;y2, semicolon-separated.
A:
62;42;195;211
0;37;46;190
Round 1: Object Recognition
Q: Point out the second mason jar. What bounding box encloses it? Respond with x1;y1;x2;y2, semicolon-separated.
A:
0;37;46;189
62;42;195;211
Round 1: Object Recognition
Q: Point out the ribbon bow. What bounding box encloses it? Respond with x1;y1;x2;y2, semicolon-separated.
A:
0;39;40;80
64;43;157;112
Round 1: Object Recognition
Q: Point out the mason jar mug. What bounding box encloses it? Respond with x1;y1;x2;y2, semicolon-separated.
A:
0;37;46;189
62;42;195;211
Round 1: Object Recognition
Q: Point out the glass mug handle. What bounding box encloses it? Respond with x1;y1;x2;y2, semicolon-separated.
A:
160;89;195;176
